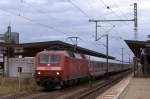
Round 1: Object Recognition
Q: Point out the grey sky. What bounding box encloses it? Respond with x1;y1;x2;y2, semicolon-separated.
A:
0;0;148;61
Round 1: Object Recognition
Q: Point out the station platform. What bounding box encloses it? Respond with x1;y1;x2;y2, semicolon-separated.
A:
121;78;150;99
96;72;150;99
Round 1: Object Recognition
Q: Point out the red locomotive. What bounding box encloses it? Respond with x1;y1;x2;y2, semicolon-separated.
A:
34;50;130;90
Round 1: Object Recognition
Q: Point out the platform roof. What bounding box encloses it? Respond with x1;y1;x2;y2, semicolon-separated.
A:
0;40;115;59
125;40;150;58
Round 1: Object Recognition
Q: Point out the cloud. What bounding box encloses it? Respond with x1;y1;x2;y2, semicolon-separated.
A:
0;0;148;60
24;0;48;5
31;35;66;41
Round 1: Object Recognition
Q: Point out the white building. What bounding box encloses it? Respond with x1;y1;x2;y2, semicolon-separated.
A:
6;57;34;77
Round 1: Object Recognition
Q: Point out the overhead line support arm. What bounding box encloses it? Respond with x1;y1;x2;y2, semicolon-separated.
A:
89;19;134;22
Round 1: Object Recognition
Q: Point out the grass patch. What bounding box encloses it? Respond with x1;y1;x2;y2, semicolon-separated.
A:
0;77;38;96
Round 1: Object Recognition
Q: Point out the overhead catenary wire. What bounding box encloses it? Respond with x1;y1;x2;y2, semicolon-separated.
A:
107;0;130;20
69;0;124;42
79;37;106;47
84;0;108;20
89;22;126;54
84;0;123;40
67;0;131;61
108;0;130;19
23;0;96;42
98;0;109;9
19;0;106;47
68;0;108;44
5;1;131;60
25;0;104;41
111;28;125;39
19;0;23;16
68;0;91;19
80;33;127;53
98;0;126;19
98;0;120;17
21;0;55;20
94;24;125;43
0;8;69;37
108;0;134;25
98;0;130;26
13;1;97;48
88;0;128;42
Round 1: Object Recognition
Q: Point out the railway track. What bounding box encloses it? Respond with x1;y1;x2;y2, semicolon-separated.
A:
74;71;130;99
0;70;131;99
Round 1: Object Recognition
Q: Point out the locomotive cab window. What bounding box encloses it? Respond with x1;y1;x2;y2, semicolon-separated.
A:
39;55;61;63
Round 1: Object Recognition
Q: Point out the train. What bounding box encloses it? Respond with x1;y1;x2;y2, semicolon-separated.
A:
34;50;131;90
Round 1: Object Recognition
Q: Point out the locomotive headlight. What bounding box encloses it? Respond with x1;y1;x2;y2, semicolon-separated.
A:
38;72;41;75
56;72;60;75
47;64;50;66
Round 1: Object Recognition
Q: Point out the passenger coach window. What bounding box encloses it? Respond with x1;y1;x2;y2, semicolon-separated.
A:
39;55;61;63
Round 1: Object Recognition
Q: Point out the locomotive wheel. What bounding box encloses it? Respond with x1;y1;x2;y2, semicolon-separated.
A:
68;80;73;86
74;79;78;85
61;81;68;88
45;81;54;90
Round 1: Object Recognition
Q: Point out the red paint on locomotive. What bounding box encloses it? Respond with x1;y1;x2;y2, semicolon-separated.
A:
34;50;90;89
